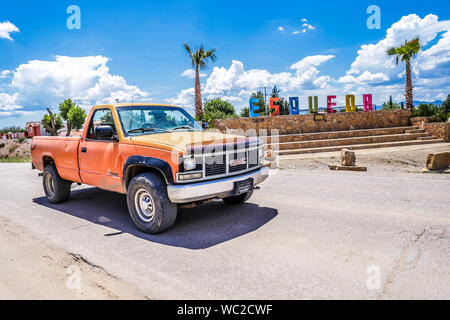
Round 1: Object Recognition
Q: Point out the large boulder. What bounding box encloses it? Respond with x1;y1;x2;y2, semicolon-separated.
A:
427;152;450;170
341;148;356;166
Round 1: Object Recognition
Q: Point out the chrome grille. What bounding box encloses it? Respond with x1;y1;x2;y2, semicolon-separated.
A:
205;154;226;177
248;149;258;168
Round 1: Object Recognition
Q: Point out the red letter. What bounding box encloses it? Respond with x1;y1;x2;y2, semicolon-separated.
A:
269;98;280;116
363;94;373;111
327;95;337;113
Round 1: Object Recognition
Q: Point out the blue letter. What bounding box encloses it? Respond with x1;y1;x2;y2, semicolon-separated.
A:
289;97;299;115
250;98;259;118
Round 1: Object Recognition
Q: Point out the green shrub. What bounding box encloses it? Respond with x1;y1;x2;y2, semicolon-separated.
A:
436;109;449;122
414;103;439;117
240;107;250;117
204;99;237;120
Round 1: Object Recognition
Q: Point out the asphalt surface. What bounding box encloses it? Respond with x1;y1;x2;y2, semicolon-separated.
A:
0;163;449;299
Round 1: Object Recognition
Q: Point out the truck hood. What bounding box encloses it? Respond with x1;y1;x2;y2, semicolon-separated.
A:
130;131;258;153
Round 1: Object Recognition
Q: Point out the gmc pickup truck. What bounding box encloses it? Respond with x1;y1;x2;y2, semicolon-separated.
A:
31;103;269;234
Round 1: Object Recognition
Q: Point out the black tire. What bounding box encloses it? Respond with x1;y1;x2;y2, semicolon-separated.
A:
222;189;254;205
126;172;177;234
43;165;72;204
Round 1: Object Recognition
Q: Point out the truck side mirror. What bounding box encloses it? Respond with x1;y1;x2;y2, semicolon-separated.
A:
95;125;114;140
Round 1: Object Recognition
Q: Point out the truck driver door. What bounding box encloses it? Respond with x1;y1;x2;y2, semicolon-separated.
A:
78;108;123;193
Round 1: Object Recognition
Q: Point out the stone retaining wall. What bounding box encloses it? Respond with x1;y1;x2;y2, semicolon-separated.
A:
214;110;412;135
410;116;439;127
422;122;450;142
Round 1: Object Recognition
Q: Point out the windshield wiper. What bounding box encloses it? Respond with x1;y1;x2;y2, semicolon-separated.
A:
172;126;195;131
128;128;169;134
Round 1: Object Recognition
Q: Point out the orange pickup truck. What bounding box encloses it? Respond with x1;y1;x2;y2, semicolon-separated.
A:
31;103;269;233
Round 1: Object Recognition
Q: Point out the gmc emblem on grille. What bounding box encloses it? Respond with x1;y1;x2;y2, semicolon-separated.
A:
229;158;247;167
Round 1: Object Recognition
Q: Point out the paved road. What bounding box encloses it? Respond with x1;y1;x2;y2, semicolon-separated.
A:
0;163;449;299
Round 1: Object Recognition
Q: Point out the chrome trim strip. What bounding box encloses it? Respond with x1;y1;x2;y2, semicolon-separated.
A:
168;166;269;204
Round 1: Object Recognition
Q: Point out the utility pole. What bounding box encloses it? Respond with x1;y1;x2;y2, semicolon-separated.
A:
264;87;267;106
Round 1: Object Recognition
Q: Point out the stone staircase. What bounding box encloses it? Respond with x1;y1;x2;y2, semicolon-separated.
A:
262;126;444;156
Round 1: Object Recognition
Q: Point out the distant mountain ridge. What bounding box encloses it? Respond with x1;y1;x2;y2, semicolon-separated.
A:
413;100;443;107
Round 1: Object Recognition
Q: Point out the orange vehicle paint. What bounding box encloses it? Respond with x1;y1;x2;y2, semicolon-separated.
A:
31;103;251;194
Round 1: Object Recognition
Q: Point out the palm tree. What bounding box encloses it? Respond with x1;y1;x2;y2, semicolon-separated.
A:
387;38;421;109
183;43;217;118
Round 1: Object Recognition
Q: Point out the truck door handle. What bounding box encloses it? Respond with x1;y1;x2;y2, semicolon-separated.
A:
81;147;87;153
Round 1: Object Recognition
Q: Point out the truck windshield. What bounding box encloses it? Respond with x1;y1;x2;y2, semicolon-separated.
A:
117;106;202;136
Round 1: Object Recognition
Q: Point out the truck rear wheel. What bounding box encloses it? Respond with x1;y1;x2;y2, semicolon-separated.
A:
43;165;72;204
127;172;177;234
222;189;254;205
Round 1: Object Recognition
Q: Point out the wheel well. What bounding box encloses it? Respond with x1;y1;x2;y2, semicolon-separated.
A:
124;165;167;190
43;156;55;167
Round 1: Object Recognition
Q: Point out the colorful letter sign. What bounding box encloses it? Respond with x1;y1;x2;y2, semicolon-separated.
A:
308;96;318;114
327;96;337;113
289;97;299;115
346;95;356;112
269;97;280;116
363;94;373;111
249;98;259;117
248;93;375;117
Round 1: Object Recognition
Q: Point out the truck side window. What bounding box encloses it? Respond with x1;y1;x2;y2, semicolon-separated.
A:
88;109;117;140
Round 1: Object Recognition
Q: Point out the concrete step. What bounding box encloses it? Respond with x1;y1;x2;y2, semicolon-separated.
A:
405;129;426;134
274;138;443;155
261;126;419;144
417;136;437;140
266;133;432;150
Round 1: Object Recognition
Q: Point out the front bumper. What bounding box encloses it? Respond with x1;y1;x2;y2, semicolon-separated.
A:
167;166;269;204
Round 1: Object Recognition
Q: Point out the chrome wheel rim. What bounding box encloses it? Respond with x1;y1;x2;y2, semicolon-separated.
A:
44;173;55;198
134;188;155;223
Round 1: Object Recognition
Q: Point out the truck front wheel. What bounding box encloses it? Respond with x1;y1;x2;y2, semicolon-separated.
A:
127;172;177;234
43;165;72;204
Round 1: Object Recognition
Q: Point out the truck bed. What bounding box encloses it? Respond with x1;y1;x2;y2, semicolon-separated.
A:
31;136;82;183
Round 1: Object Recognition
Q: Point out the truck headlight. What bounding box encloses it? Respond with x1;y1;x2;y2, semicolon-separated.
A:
183;157;197;171
258;145;265;163
178;172;203;181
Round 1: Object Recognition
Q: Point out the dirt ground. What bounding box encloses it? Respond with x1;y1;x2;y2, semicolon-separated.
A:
0;216;148;300
0;139;31;159
279;144;450;174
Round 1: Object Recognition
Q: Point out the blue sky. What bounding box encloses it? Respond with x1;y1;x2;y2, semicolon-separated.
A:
0;0;449;127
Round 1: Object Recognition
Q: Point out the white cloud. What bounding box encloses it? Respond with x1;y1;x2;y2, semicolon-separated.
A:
338;71;389;84
0;21;19;41
0;55;149;117
164;87;195;115
292;31;300;35
181;69;206;78
339;13;450;102
0;70;11;79
301;18;308;23
302;23;315;31
171;55;334;110
278;26;284;32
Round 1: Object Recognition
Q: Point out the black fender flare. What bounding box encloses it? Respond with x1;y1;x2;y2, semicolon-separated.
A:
123;156;174;191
